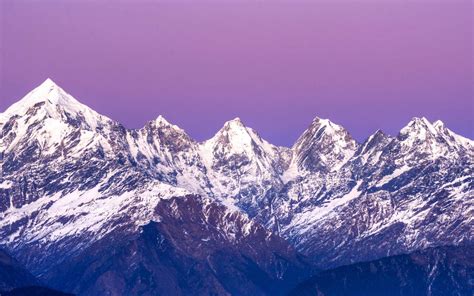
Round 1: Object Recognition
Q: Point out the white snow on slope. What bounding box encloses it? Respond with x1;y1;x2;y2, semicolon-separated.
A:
286;181;363;234
0;180;189;246
377;165;411;186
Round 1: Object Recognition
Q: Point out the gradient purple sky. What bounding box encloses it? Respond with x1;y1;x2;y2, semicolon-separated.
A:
1;0;472;145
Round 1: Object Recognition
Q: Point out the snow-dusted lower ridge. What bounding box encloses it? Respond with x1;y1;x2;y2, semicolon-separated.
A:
0;79;473;279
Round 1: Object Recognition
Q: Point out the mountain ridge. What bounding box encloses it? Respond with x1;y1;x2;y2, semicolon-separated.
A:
0;79;472;295
2;79;470;146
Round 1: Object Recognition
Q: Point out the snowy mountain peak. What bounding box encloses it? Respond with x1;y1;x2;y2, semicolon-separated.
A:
363;129;389;147
401;117;438;136
0;79;109;130
0;80;116;156
38;77;58;90
393;117;474;159
151;115;183;131
399;117;439;141
305;117;355;142
295;117;356;148
311;116;332;125
353;129;392;164
310;116;337;130
222;117;246;129
200;117;280;185
291;117;358;172
205;118;259;155
21;78;78;108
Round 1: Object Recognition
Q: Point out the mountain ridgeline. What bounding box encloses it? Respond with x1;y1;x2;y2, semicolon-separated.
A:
0;79;472;295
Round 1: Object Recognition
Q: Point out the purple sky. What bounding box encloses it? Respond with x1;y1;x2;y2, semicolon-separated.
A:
1;0;472;145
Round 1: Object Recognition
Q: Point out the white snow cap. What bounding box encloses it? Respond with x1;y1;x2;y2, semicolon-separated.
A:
401;117;439;135
311;117;345;130
150;115;187;133
223;117;245;128
306;117;352;140
0;78;110;129
3;78;79;113
153;115;174;127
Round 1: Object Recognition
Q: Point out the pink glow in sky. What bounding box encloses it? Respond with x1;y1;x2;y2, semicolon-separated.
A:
1;0;472;145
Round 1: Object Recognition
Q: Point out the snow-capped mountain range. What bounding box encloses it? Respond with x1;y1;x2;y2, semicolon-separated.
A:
0;79;472;293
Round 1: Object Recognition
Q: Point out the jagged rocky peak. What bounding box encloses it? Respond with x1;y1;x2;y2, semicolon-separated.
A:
355;129;392;158
150;115;180;129
140;115;196;152
432;119;473;150
224;116;245;128
399;117;440;139
6;78;69;108
214;117;253;147
397;117;473;155
199;117;283;198
365;129;389;145
294;117;357;150
145;115;190;137
291;117;358;172
204;117;276;157
0;79;127;161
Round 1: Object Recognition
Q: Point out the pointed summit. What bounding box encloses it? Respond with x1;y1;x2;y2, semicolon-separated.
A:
3;78;80;115
207;117;255;153
38;77;59;89
202;116;277;161
362;129;390;149
399;117;438;140
0;78;111;129
292;117;358;172
303;117;354;141
294;117;355;149
311;116;333;126
209;117;255;147
152;115;178;129
145;115;190;138
354;129;393;163
222;117;246;130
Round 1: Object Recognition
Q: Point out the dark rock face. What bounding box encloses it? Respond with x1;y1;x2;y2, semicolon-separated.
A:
0;249;37;291
43;195;312;296
289;246;474;296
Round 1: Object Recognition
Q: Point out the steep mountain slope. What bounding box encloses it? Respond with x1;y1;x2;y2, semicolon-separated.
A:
290;245;474;296
0;80;189;274
0;79;139;212
289;117;358;174
200;117;289;216
43;195;311;296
